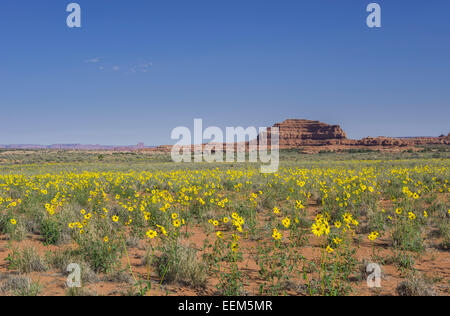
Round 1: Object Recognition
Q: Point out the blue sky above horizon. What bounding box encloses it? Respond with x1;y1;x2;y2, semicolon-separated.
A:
0;0;449;146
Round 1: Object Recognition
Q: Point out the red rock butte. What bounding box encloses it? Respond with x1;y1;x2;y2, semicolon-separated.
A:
261;119;348;149
273;119;347;140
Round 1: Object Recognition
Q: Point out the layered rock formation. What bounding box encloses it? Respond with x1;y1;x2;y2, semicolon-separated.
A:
355;135;449;147
272;119;347;140
260;119;348;148
356;137;408;147
399;135;450;146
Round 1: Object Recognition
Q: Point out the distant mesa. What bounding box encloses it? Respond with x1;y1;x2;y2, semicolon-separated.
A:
261;119;347;149
273;119;347;140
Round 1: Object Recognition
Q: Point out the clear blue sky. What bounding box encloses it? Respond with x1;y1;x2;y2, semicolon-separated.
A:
0;0;449;145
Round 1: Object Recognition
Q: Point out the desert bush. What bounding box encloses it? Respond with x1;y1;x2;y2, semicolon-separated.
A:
0;274;30;293
66;287;98;296
0;213;26;241
391;252;415;271
397;272;436;296
0;274;42;296
103;269;134;284
156;243;207;289
391;219;424;252
46;249;99;284
6;246;48;273
75;235;121;273
437;220;450;250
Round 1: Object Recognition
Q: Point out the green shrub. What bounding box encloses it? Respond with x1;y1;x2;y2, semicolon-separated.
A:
40;218;61;245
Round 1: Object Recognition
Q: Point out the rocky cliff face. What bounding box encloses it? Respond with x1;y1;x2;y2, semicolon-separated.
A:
356;136;449;147
273;119;347;140
260;119;348;148
356;137;408;147
404;136;450;146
